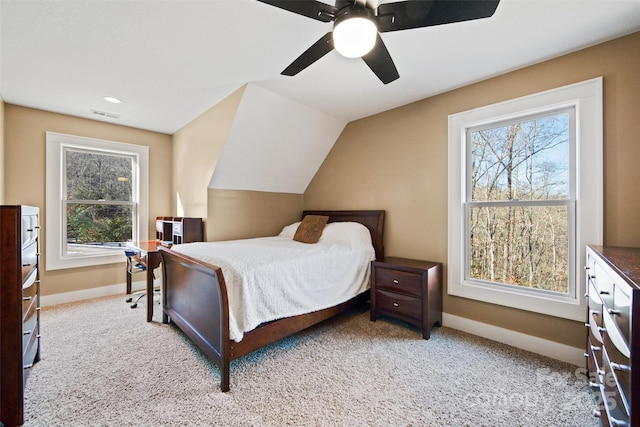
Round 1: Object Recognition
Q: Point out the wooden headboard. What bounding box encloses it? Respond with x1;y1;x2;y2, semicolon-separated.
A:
302;210;385;260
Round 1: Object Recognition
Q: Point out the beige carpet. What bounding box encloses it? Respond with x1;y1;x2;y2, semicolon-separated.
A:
24;294;596;426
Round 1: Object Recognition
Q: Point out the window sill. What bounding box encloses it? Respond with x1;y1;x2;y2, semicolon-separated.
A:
448;279;585;321
46;252;127;271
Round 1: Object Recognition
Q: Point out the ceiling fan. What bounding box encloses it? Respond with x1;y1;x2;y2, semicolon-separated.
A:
257;0;500;84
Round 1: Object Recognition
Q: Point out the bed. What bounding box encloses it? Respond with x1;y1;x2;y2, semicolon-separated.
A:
159;210;385;392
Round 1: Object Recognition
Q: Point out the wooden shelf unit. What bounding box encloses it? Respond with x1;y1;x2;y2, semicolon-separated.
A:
155;216;203;244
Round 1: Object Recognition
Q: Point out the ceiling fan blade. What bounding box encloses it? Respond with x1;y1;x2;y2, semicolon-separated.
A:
361;34;399;84
377;0;500;33
256;0;338;23
282;32;335;76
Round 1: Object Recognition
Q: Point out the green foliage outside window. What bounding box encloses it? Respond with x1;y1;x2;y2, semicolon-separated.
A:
65;149;134;246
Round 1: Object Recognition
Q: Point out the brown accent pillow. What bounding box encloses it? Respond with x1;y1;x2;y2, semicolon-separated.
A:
293;215;329;244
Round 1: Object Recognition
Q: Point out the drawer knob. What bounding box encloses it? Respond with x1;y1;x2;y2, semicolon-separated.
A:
610;418;629;427
22;296;32;301
611;362;631;372
599;290;610;295
393;279;399;284
588;381;599;389
592;409;601;418
607;308;622;316
393;302;399;307
597;327;606;333
590;345;601;352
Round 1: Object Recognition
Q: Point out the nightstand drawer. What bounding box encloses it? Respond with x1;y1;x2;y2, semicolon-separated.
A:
375;289;421;322
375;267;421;297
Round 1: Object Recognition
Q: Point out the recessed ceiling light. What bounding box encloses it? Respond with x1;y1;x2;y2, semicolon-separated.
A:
103;96;122;104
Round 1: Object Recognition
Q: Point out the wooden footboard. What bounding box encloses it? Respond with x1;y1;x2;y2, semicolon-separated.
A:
159;247;232;390
160;246;368;392
159;210;385;392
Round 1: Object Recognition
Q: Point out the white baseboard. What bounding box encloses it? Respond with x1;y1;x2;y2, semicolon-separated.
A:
442;313;585;366
40;280;148;307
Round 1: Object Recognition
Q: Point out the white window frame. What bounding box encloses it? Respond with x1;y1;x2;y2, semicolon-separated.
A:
46;132;149;270
448;78;603;321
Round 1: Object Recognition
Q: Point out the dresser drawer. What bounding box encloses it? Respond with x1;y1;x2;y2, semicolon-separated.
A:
587;332;603;379
22;306;38;354
22;269;38;317
603;307;630;358
375;267;421;298
588;282;604;343
611;281;632;342
602;347;631;424
593;262;615;307
22;239;38;282
604;331;631;410
375;289;422;322
21;212;38;248
22;330;39;385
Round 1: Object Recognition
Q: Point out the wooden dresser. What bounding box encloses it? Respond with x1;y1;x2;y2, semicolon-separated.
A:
585;245;639;427
0;205;41;427
370;257;442;339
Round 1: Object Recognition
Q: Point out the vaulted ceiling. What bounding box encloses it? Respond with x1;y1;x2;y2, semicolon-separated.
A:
2;0;640;193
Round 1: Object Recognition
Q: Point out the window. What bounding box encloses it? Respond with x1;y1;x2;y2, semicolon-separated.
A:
448;78;602;321
467;109;574;294
46;132;149;270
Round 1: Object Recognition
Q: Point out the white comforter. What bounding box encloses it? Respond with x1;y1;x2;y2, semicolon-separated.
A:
169;221;375;342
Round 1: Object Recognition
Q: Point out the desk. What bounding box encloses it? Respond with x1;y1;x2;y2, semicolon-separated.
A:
126;240;171;322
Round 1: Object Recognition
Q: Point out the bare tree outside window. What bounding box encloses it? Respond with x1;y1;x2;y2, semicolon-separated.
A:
467;111;572;293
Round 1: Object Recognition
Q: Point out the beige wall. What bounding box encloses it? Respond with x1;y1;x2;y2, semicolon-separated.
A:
172;85;245;220
4;105;172;296
207;189;303;241
174;85;304;241
305;31;640;349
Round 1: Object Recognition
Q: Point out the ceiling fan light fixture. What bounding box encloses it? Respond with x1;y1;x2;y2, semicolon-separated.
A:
333;9;377;58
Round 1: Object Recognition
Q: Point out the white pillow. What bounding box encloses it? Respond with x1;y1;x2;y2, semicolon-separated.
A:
279;221;372;249
278;221;301;239
318;221;372;250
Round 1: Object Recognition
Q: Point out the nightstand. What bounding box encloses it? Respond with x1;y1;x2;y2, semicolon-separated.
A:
370;257;442;339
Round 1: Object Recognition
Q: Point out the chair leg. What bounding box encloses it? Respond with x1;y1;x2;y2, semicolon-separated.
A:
130;293;146;309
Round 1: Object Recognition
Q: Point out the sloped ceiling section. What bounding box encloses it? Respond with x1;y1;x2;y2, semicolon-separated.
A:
208;83;346;194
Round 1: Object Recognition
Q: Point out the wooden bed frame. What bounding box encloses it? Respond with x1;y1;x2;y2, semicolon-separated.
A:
159;210;385;392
